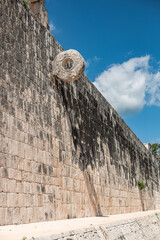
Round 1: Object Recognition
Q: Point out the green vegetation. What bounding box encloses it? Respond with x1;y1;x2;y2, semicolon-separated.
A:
21;237;35;240
22;0;29;7
150;143;160;156
138;180;145;190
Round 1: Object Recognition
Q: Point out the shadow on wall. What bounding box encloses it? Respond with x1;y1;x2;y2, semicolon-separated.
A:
139;189;145;211
139;188;155;211
54;77;104;215
83;169;102;216
55;77;106;171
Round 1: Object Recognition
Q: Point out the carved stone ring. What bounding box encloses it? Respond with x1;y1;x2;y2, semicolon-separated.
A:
52;49;85;82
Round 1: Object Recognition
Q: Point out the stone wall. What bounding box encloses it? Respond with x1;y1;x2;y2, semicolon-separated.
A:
0;0;160;225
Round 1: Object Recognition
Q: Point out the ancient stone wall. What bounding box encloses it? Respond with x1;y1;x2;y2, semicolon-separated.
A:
0;0;160;225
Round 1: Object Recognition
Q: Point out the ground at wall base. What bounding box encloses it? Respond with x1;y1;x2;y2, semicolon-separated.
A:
0;209;160;240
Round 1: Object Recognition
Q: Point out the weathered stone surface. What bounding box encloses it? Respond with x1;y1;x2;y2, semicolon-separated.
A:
30;0;49;29
0;0;160;226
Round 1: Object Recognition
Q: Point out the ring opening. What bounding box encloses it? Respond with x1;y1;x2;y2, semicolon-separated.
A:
62;58;74;70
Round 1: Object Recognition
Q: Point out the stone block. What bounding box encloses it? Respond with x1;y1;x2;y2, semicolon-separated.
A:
16;181;24;193
0;178;5;192
5;208;13;225
20;207;27;223
0;208;6;225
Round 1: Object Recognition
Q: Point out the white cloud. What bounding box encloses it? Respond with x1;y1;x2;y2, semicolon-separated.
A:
49;21;56;32
85;59;90;68
84;59;90;76
146;72;160;106
93;56;160;117
93;56;101;62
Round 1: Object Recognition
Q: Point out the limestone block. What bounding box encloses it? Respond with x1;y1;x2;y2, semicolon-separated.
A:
55;187;61;200
5;208;13;225
37;195;43;206
0;178;5;193
33;207;39;222
24;181;31;194
55;200;63;220
0;193;7;207
20;207;27;223
22;171;33;182
0;208;5;225
18;142;25;158
15;169;22;181
8;139;19;156
62;165;70;177
7;193;15;207
0;153;7;169
5;179;16;193
12;207;20;224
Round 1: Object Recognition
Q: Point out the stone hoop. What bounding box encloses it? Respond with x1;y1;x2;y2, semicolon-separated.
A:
52;49;85;82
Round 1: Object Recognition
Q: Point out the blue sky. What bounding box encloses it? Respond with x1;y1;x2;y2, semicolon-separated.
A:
46;0;160;144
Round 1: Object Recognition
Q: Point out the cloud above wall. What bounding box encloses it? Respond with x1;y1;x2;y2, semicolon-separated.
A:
93;56;160;117
49;21;56;32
